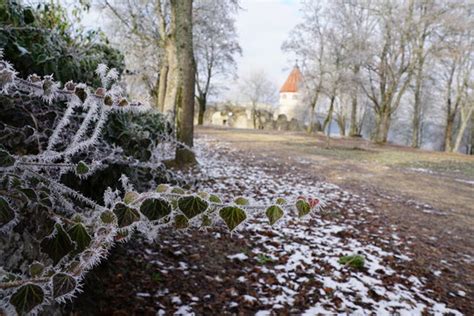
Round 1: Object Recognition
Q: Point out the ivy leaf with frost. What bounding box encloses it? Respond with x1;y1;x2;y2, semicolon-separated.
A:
40;224;74;265
171;187;185;194
265;205;284;225
10;283;44;314
29;262;44;277
275;197;286;205
18;187;38;201
124;191;139;204
67;223;91;253
113;202;140;228
296;199;311;218
209;194;222;203
156;184;169;193
234;197;249;206
0;197;15;228
174;214;189;229
75;161;89;175
178;196;208;219
201;214;212;227
53;273;77;299
100;210;116;224
219;206;247;231
0;149;15;167
140;198;171;221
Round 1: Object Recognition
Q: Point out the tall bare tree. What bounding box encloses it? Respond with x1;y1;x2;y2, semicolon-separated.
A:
194;0;241;125
241;70;277;129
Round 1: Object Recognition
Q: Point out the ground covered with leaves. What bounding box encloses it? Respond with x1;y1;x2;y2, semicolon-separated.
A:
66;128;473;315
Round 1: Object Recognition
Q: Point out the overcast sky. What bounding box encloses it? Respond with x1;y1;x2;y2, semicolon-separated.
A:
232;0;301;95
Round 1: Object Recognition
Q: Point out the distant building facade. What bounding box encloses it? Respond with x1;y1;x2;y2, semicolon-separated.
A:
275;65;309;122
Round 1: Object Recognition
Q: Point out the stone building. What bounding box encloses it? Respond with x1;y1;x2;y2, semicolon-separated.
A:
274;64;309;122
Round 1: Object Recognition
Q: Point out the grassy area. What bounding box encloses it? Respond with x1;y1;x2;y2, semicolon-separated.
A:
284;140;474;179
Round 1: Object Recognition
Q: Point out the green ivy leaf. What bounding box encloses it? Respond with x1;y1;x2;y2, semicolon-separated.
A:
296;199;311;218
219;206;247;231
75;161;89;175
171;187;185;194
19;187;37;201
156;184;170;193
197;191;209;199
178;195;208;219
29;262;44;278
40;224;74;265
67;223;91;253
234;197;249;206
100;210;116;224
0;149;15;167
275;197;287;205
174;214;189;229
201;214;212;227
209;194;222;203
123;191;139;204
140;198;171;221
113;202;140;228
265;205;284;225
0;197;15;228
10;283;44;314
52;273;77;298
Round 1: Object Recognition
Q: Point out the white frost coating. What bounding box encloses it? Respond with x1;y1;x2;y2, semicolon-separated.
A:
227;253;249;261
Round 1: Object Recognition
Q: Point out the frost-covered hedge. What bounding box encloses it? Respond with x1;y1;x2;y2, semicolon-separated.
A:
0;53;323;315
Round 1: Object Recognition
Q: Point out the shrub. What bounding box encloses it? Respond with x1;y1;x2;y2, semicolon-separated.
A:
0;55;323;314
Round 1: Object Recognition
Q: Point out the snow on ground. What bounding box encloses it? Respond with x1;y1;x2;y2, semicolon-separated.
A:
161;136;462;315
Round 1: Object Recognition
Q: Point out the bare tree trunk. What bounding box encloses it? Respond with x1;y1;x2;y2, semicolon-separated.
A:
411;57;424;148
453;107;474;153
349;66;360;137
349;95;358;136
163;41;179;117
197;94;206;125
157;62;169;112
171;0;196;164
373;107;391;144
323;95;336;146
444;113;455;152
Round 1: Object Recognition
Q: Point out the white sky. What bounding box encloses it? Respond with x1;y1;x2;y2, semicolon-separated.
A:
232;0;301;95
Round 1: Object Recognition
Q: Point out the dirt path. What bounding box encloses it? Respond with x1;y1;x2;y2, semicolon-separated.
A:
67;127;473;315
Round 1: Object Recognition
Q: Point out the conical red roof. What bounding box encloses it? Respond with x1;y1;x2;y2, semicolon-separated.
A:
280;65;303;93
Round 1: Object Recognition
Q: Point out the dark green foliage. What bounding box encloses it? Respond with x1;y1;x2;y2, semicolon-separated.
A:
265;205;284;225
67;223;91;253
29;262;44;277
0;197;15;227
178;195;208;219
0;148;15;167
234;196;249;206
339;255;365;269
174;214;189;229
0;1;124;86
113;202;140;228
140;198;172;221
52;273;77;298
296;199;311;218
219;206;246;231
103;111;170;161
75;161;89;175
10;283;44;314
40;224;74;265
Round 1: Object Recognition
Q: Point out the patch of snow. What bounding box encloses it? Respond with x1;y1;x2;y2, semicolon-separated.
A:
227;253;248;261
